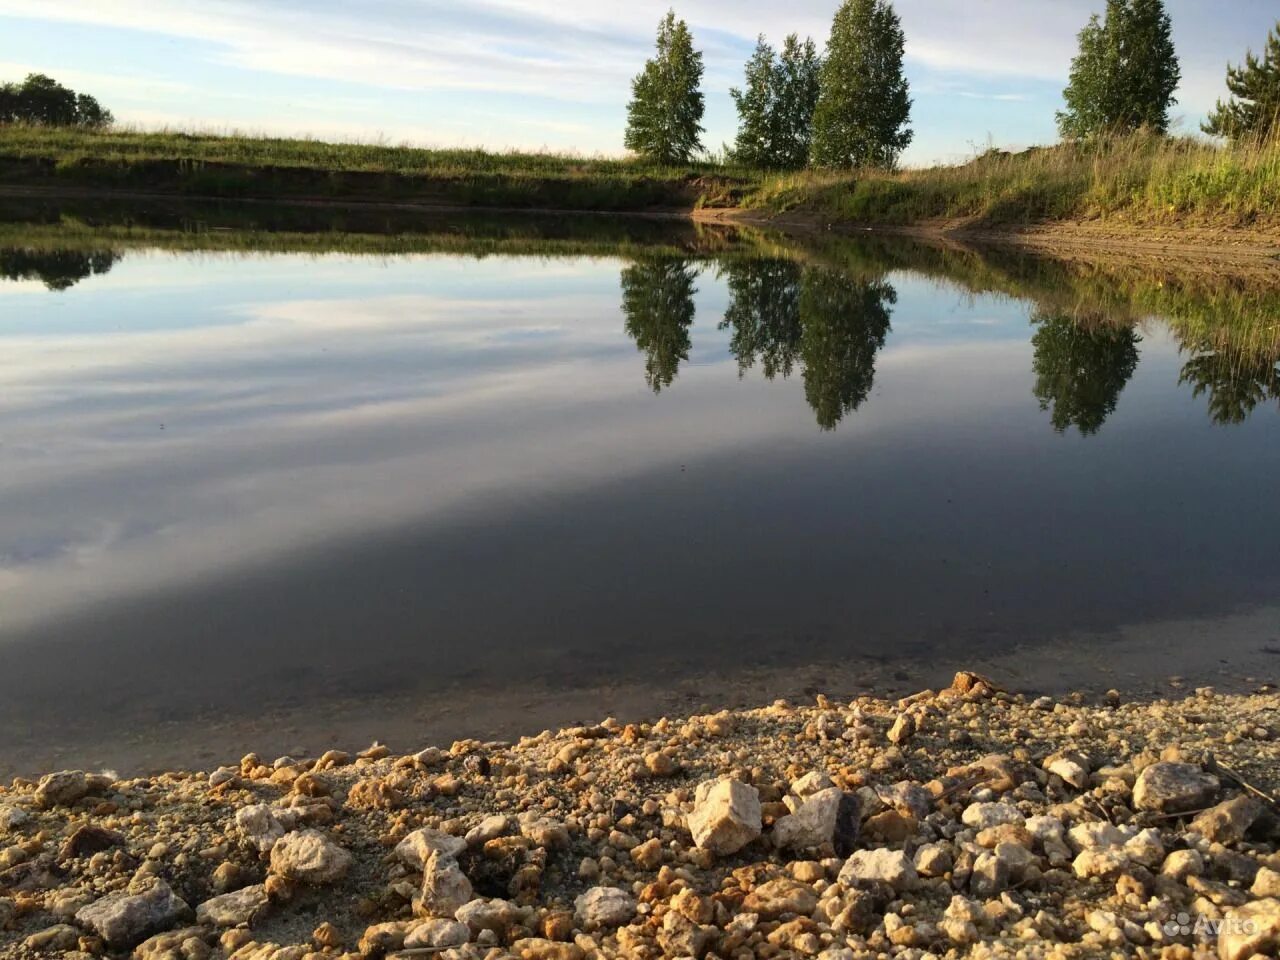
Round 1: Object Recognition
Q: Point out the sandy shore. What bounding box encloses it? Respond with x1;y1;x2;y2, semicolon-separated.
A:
2;672;1278;959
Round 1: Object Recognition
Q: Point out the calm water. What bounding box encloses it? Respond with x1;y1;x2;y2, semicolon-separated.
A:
2;220;1279;774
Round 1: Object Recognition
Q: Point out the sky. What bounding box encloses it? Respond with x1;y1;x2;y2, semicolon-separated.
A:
0;0;1275;166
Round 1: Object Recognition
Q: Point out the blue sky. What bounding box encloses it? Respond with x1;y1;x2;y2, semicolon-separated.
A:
0;0;1275;165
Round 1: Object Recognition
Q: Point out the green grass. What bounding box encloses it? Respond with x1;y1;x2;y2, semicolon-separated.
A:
749;131;1280;228
0;126;760;210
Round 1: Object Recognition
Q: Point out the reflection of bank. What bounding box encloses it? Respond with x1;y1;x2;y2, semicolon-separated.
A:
0;248;119;291
623;255;896;431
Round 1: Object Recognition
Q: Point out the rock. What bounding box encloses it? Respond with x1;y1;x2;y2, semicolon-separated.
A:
24;924;82;952
1067;821;1127;852
395;828;468;869
404;918;471;949
914;843;953;878
196;885;269;928
512;937;585;960
235;806;285;854
457;897;521;936
643;751;677;777
1123;827;1165;868
521;818;570;850
657;909;715;959
1132;762;1218;813
1254;867;1280;898
1072;847;1130;880
34;770;90;809
879;781;932;819
962;802;1024;830
1162;849;1206;880
887;713;916;744
358;921;411;955
838;848;919;891
993;841;1038;880
575;886;636;930
688;778;762;856
465;815;511;847
0;805;30;833
1044;751;1091;789
970;850;1009;897
630;836;663;870
267;831;351;885
791;771;835;797
1191;796;1263;844
773;787;844;851
134;927;212;960
1218;898;1280;960
417;849;472;918
58;824;125;861
743;877;818;919
75;879;190;948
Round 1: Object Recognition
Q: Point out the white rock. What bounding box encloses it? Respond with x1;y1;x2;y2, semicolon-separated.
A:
1024;815;1065;844
395;828;468;869
0;805;30;834
688;779;762;856
235;805;285;854
195;885;269;928
1067;821;1128;853
773;787;843;851
1132;762;1218;813
575;886;637;930
838;848;919;891
268;830;352;885
1162;849;1205;881
1218;899;1280;960
1072;848;1130;880
1123;828;1165;868
791;771;835;797
1253;867;1280;898
465;815;511;847
455;898;520;935
75;879;189;948
961;802;1023;830
404;919;471;949
914;843;953;878
417;849;472;918
520;818;570;849
34;771;90;809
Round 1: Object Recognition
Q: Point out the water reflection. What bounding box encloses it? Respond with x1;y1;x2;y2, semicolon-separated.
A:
1030;311;1141;436
621;257;699;393
1178;343;1280;426
0;248;118;290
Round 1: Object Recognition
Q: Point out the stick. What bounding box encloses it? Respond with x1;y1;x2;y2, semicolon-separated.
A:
1207;753;1279;809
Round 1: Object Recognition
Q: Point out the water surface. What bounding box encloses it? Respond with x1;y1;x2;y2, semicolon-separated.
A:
2;218;1278;775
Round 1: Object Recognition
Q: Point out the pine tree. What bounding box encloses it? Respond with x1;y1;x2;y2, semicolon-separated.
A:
1057;0;1180;139
624;11;705;165
1202;21;1280;142
730;37;777;168
810;0;913;169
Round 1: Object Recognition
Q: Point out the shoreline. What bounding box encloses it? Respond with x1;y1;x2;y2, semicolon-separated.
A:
2;673;1278;958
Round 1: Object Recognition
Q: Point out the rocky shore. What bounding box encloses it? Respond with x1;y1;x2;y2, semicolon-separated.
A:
2;673;1278;960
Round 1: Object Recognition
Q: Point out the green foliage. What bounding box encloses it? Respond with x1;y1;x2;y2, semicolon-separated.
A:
1030;311;1141;434
1058;0;1180;138
1178;349;1280;425
810;0;912;169
730;35;821;169
719;258;804;378
621;256;700;392
0;74;113;128
0;248;118;290
625;11;706;165
1203;21;1280;142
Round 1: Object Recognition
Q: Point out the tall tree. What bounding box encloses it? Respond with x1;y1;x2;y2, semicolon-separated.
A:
1031;311;1141;435
1202;21;1280;142
810;0;912;169
624;11;705;165
1057;0;1180;138
621;257;699;392
773;35;823;169
0;73;113;128
730;38;778;168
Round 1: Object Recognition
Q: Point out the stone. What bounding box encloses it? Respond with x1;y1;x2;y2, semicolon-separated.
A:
743;877;818;919
1253;867;1280;898
1218;898;1280;960
791;771;835;797
1044;751;1091;789
34;771;90;809
879;781;932;819
1191;796;1263;845
235;806;285;854
657;909;715;959
887;713;916;744
688;778;762;856
1163;849;1205;880
24;924;82;952
643;751;677;777
134;927;212;960
465;815;512;847
1132;762;1218;813
75;879;190;948
0;805;31;834
417;849;472;918
838;848;919;891
993;841;1038;880
196;885;269;928
457;897;521;935
1123;828;1165;868
773;787;844;851
864;810;918;842
512;937;585;960
268;830;351;885
358;921;411;956
1067;822;1127;852
58;824;124;861
962;802;1024;830
1073;848;1130;880
970;850;1009;897
630;836;663;869
574;886;636;930
404;919;471;949
395;828;468;869
521;818;570;850
914;843;953;878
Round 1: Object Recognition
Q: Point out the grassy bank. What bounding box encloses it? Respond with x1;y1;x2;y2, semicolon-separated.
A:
0;127;758;211
749;132;1280;229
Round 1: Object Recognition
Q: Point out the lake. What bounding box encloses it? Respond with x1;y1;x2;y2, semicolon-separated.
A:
2;210;1278;776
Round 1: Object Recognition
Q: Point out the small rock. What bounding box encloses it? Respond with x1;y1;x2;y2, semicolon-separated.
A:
643;752;677;777
196;885;269;928
887;713;916;744
457;897;521;936
235;805;285;854
268;830;351;885
0;805;31;834
395;828;468;869
962;802;1024;830
575;886;636;930
688;778;762;856
404;918;471;949
23;924;82;952
773;787;844;851
1218;898;1280;960
1162;849;1205;880
1190;796;1263;844
512;937;585;960
417;849;472;918
75;879;190;949
1132;762;1218;813
34;771;90;809
59;824;124;861
1253;867;1280;898
914;843;953;878
838;848;919;891
743;877;818;919
465;815;511;847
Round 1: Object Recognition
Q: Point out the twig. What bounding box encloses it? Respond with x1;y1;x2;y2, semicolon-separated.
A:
1206;753;1279;809
936;773;993;802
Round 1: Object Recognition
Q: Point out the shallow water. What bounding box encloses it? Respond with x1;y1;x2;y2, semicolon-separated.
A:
2;218;1278;775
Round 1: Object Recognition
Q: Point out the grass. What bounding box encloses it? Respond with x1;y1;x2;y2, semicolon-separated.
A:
0;126;760;211
749;131;1280;229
